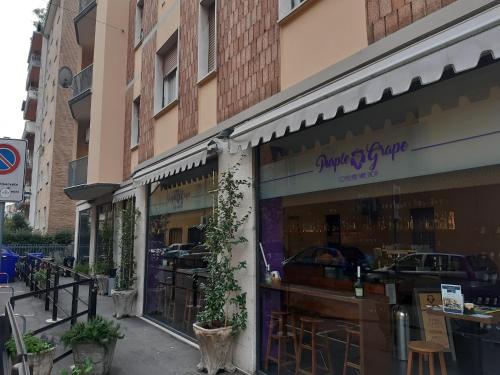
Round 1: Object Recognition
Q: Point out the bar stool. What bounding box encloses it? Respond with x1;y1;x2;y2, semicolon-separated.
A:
265;311;297;374
406;341;448;375
183;291;203;329
163;280;175;321
342;328;361;375
296;317;332;375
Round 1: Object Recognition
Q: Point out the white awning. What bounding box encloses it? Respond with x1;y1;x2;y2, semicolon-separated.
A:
229;5;500;153
133;141;211;185
112;183;136;203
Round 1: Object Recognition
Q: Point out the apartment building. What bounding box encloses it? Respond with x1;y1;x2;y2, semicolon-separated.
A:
19;29;43;219
28;0;81;234
66;0;500;374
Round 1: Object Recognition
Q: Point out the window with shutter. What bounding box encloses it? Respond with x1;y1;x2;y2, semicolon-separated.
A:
207;3;216;72
131;97;141;148
198;0;217;79
162;43;178;106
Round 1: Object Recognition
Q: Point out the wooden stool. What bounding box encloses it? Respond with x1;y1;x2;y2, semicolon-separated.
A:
406;341;447;375
183;292;203;329
163;281;175;321
342;328;361;375
265;311;297;374
296;317;332;375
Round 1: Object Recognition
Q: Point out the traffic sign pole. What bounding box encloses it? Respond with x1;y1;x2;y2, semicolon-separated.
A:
0;201;4;247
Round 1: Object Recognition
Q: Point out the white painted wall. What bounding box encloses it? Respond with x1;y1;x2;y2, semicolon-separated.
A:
134;185;148;316
218;145;257;375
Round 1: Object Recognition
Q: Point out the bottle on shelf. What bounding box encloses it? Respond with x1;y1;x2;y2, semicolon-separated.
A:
354;265;364;298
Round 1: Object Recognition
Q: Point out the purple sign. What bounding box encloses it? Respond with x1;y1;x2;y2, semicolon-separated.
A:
316;140;409;174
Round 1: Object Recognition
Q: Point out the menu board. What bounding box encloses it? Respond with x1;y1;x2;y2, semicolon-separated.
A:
416;292;451;350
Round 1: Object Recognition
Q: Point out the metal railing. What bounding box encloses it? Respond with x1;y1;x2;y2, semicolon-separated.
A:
28;54;41;68
72;65;93;98
68;156;88;187
1;303;30;375
27;87;38;101
11;256;97;363
79;0;96;12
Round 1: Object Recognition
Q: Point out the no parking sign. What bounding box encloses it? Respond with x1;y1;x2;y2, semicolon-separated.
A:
0;138;27;202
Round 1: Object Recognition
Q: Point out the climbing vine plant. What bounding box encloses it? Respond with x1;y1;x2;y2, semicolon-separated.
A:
197;164;251;334
116;201;140;290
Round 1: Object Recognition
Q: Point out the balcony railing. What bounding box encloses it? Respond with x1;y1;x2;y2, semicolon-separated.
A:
68;156;88;187
79;0;96;12
72;65;93;99
27;87;38;100
29;54;41;67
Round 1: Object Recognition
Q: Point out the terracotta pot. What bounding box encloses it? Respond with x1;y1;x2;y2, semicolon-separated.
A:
192;323;236;375
27;347;56;375
111;289;137;319
72;340;117;375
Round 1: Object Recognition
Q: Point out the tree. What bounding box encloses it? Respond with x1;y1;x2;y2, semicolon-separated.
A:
4;213;30;233
33;7;46;29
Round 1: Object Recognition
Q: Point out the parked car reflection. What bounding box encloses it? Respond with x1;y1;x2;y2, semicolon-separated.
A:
371;252;499;304
283;246;371;276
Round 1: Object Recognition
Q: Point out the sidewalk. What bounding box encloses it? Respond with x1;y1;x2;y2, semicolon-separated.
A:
2;280;202;375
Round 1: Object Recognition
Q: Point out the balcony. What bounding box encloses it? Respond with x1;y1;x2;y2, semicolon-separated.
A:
74;0;97;48
69;65;93;122
25;54;41;91
68;156;88;188
65;156;119;201
23;87;38;121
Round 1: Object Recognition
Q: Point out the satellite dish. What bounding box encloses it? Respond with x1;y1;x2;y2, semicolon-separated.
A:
58;66;74;88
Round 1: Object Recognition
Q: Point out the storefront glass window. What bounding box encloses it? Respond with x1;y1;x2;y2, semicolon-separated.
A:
258;64;500;375
96;203;114;274
77;209;90;264
144;168;217;339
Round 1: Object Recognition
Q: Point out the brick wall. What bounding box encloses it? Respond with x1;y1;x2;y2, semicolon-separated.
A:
367;0;457;43
217;0;280;122
123;0;136;179
178;0;199;142
123;87;133;179
138;0;157;162
47;0;81;234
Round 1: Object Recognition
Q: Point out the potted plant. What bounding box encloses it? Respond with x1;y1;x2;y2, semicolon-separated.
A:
111;202;140;319
94;220;114;296
61;358;93;375
93;261;109;296
5;333;56;375
61;316;123;375
193;166;250;375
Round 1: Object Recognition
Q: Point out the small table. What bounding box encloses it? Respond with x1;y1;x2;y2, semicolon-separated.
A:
426;306;500;324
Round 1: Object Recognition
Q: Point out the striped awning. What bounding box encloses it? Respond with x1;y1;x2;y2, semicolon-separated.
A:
133;141;212;185
112;183;136;203
229;4;500;153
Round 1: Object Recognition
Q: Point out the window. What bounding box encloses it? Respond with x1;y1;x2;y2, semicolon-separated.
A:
135;0;144;45
162;45;178;106
43;207;47;228
131;97;141;148
279;0;306;19
155;32;179;113
198;0;217;79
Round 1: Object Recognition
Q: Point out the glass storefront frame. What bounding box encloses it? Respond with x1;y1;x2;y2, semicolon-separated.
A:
255;62;500;375
142;160;218;341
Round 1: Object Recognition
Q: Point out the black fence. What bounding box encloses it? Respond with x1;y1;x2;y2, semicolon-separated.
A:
1;256;97;373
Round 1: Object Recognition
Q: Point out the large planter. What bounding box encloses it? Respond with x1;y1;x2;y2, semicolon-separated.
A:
25;347;56;375
72;340;117;375
95;275;109;296
111;289;137;319
193;323;236;375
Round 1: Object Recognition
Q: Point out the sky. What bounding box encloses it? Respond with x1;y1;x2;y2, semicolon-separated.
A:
0;1;48;140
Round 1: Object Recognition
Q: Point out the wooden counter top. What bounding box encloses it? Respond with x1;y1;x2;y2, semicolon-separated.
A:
426;306;500;324
260;282;389;304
